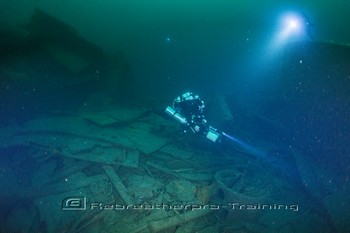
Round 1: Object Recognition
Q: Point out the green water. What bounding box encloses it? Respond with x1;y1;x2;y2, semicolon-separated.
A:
0;1;349;232
1;0;350;99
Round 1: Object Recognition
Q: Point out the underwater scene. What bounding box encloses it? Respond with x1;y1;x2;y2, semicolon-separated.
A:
0;1;349;232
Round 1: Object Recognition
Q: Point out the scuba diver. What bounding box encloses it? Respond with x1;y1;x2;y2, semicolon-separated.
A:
300;12;315;41
165;92;223;143
165;92;288;164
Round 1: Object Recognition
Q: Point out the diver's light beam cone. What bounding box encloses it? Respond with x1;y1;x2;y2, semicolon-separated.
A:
222;132;266;159
268;12;305;51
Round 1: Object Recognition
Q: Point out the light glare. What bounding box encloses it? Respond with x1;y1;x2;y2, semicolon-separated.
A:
269;12;305;50
288;20;299;29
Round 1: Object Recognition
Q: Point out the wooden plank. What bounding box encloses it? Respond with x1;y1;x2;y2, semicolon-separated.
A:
146;161;212;181
1;130;139;167
131;208;212;233
103;166;133;205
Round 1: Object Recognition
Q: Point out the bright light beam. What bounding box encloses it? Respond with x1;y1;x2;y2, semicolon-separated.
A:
222;132;299;179
269;12;305;51
222;132;267;160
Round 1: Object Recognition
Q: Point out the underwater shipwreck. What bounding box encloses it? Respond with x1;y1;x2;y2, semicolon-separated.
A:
0;9;349;233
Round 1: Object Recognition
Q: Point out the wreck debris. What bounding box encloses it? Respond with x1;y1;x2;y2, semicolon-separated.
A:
66;208;111;233
0;9;132;124
19;173;106;200
0;98;339;232
25;9;105;74
146;161;183;179
195;185;214;205
165;179;196;202
127;175;162;202
103;166;133;205
158;144;194;159
214;169;271;203
131;208;212;233
81;106;148;127
146;161;213;182
121;122;170;155
1;128;139;167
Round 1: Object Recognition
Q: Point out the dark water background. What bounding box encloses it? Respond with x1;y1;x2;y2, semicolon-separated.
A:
1;0;350;98
0;1;350;232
